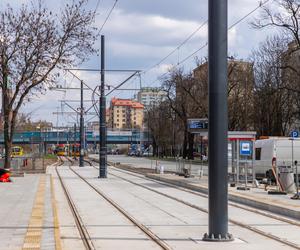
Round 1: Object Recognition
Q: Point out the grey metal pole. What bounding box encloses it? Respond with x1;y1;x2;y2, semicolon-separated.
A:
99;35;107;178
292;139;299;194
252;141;256;187
295;160;299;196
74;123;76;160
237;139;240;184
79;80;84;167
203;0;233;241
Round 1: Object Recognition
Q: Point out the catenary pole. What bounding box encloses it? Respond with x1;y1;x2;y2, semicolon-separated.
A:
79;80;84;167
203;0;233;241
99;35;107;178
74;123;76;160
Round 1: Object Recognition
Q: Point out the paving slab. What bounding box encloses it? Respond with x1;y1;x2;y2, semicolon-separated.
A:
52;166;162;250
68;166;298;250
0;175;39;250
92;154;300;220
0;174;57;250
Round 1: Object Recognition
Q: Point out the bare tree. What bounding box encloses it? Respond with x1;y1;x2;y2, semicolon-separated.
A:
252;0;300;78
252;0;300;47
162;69;207;159
0;0;98;168
251;35;297;136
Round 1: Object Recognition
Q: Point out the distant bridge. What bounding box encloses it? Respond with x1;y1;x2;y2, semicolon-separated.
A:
0;130;152;145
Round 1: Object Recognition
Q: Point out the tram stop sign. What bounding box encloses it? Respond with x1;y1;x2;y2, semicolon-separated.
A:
240;141;252;156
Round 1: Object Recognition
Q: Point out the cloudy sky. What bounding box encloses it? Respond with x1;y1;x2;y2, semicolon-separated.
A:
0;0;278;126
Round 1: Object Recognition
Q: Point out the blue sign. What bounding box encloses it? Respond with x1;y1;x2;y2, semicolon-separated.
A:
240;141;252;156
291;130;299;138
188;120;208;130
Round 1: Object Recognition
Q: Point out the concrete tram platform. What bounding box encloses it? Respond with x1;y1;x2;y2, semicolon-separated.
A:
2;162;300;249
54;165;298;250
146;173;300;220
96;155;300;221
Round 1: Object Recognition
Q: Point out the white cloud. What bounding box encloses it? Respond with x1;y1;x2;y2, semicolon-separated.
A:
12;0;279;124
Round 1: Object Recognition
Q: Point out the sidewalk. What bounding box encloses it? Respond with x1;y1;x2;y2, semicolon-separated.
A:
0;174;56;250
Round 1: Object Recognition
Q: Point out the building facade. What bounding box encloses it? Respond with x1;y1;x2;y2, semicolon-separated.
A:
109;98;144;129
193;59;255;131
137;87;166;109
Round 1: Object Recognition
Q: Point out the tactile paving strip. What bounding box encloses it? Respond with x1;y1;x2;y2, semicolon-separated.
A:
22;176;46;250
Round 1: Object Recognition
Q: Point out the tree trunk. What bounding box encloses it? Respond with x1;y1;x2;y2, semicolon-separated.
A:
2;84;14;169
4;139;12;169
2;59;14;169
152;136;158;157
3;110;13;169
187;132;194;160
182;127;188;159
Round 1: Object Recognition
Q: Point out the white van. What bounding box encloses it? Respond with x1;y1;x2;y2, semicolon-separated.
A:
255;138;300;177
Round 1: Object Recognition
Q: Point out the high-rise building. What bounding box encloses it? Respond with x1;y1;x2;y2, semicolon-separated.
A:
109;98;144;129
137;87;166;109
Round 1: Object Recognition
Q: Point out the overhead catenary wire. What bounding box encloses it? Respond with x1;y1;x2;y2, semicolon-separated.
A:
145;0;272;87
144;20;208;74
94;0;101;14
98;0;118;34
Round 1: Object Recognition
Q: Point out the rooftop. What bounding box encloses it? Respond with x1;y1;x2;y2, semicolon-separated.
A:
111;97;144;109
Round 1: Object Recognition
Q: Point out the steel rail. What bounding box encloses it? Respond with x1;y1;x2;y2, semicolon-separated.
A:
108;165;300;227
87;159;300;249
68;165;171;250
55;157;95;250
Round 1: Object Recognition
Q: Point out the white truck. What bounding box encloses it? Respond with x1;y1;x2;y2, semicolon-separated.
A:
254;138;300;178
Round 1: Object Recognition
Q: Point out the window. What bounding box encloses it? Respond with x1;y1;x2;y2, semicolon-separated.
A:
117;119;119;122
122;119;125;122
117;114;119;117
255;148;261;160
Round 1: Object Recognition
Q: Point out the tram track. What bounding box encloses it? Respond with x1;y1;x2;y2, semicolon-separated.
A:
56;157;95;250
109;165;300;227
59;156;171;250
87;158;300;249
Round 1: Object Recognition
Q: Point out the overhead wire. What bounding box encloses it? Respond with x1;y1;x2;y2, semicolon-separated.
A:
144;20;208;74
98;0;118;34
145;0;271;87
94;0;101;14
89;0;119;118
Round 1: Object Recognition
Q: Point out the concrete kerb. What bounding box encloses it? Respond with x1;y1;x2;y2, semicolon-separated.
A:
146;173;300;221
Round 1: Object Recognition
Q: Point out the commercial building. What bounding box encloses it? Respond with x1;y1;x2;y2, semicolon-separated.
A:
109;98;144;129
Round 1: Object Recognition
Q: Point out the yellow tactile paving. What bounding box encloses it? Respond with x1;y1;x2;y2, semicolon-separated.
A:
51;175;62;250
22;175;46;250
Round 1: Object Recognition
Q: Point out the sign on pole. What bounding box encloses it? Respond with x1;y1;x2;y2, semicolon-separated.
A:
240;141;252;156
187;118;208;133
291;130;299;138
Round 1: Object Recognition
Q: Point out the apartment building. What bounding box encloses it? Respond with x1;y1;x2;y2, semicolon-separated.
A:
109;98;144;129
